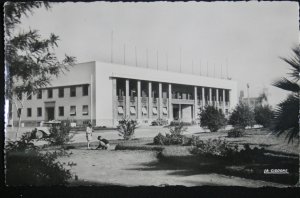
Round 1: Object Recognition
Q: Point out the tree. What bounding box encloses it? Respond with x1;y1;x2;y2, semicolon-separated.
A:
199;105;227;132
254;105;274;128
4;2;76;138
272;47;299;143
229;102;255;129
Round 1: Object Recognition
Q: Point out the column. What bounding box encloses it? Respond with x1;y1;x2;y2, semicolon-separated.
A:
179;104;182;120
222;89;226;113
137;80;141;120
112;78;117;126
228;90;231;109
209;88;212;105
125;79;130;117
148;82;152;120
194;86;198;122
158;82;162;119
168;84;172;120
202;87;205;108
216;88;219;109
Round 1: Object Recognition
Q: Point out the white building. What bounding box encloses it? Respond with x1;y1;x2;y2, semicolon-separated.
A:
12;61;238;127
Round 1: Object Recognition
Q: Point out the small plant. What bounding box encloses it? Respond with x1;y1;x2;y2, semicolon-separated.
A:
227;128;244;138
117;118;137;140
46;121;74;146
229;102;255;129
199;105;227;132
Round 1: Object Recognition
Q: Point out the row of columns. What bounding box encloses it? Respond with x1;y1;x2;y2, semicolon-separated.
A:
119;79;230;121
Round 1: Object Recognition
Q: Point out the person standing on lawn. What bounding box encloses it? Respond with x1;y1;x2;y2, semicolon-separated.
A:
86;122;93;149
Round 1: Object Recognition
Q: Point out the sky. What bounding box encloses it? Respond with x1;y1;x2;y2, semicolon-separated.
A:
16;1;299;107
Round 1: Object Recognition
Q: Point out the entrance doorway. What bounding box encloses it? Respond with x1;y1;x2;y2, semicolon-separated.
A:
45;107;55;121
172;104;193;122
173;104;180;120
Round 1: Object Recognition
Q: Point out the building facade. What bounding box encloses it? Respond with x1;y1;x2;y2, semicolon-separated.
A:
11;61;238;127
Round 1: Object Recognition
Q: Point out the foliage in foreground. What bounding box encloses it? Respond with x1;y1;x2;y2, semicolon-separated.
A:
46;121;74;146
229;102;255;129
272;47;299;143
153;123;188;145
117;118;137;140
5;133;73;186
254;105;274;128
199;105;227;132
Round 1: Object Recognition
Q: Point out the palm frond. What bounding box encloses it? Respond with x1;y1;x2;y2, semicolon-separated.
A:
272;94;299;143
272;77;299;93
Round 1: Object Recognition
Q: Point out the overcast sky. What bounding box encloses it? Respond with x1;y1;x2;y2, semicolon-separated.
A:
17;1;299;107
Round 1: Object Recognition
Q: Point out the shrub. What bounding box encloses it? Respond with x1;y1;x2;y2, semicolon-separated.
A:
117;118;137;140
153;123;187;145
151;118;168;126
199;105;227;132
254;105;274;128
229;102;255;129
227;128;245;138
153;132;167;145
5;133;74;186
46;121;74;146
191;138;239;159
169;121;192;126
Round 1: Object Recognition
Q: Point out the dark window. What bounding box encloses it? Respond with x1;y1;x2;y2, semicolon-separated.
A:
17;108;22;118
48;89;53;98
17;92;22;100
82;105;88;115
27;108;32;117
37;90;42;99
27;93;32;100
70;87;76;97
70;106;76;116
58;88;64;98
82;85;89;96
59;106;64;116
37;107;42;117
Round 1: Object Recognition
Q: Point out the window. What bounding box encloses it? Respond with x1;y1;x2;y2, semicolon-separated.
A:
70;86;76;97
70;106;76;116
162;107;168;115
37;107;42;117
59;106;64;116
142;106;147;115
82;85;89;96
48;89;53;98
17;92;22;100
27;93;32;100
27;108;32;117
152;107;158;115
17;108;22;118
37;90;42;99
118;106;124;115
225;109;229;114
58;88;64;98
82;105;89;115
130;106;136;115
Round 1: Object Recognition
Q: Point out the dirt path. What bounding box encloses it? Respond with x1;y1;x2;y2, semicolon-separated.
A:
58;149;287;187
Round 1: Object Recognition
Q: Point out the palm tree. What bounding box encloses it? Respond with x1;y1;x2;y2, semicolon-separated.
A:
272;47;299;143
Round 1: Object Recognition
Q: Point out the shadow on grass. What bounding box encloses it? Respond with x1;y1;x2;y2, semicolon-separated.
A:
125;151;299;186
